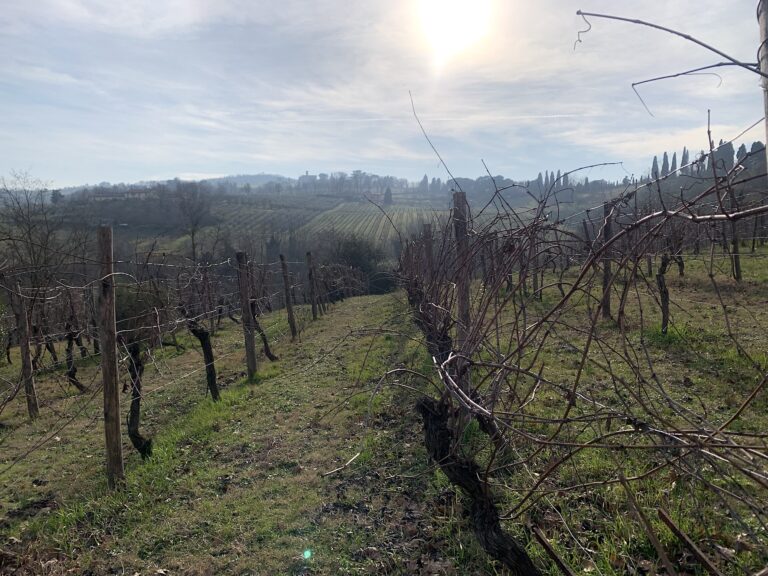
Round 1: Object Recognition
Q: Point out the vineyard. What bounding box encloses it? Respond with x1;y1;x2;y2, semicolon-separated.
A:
0;290;432;575
212;199;446;256
210;195;344;241
297;203;447;253
3;5;768;573
2;151;768;574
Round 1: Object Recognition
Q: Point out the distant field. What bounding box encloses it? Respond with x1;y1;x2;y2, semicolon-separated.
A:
60;194;449;257
211;196;339;240
297;202;448;249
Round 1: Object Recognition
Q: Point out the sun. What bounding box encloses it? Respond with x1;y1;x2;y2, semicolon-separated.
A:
420;0;492;69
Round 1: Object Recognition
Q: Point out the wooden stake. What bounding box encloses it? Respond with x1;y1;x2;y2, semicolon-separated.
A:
14;284;39;419
280;255;298;340
236;251;258;380
758;1;768;177
453;192;471;361
202;266;215;334
306;251;318;320
97;226;124;489
582;219;593;254
619;474;675;575
601;202;613;320
658;508;723;576
531;527;576;576
452;191;472;422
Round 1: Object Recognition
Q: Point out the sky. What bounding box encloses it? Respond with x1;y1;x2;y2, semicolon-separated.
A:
0;0;764;187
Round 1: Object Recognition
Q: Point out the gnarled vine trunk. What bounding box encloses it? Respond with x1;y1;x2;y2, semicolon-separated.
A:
416;398;541;576
126;342;152;458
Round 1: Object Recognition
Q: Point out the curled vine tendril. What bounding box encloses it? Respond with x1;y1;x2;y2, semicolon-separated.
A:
574;10;592;51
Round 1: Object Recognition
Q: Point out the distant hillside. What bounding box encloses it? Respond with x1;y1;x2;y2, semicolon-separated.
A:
204;173;295;188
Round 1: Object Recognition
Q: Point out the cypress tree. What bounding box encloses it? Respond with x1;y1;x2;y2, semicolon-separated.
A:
680;147;689;174
736;143;747;162
661;152;670;176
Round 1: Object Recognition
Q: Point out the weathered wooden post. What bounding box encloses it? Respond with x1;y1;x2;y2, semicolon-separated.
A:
601;202;612;320
452;190;472;423
758;0;768;174
236;251;258;380
97;226;124;489
306;251;318;320
280;255;298;341
656;254;671;334
756;2;768;247
453;192;471;358
316;266;327;315
582;218;593;255
202;265;215;334
14;284;39;419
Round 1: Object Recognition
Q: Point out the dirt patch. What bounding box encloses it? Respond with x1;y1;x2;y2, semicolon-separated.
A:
0;493;58;530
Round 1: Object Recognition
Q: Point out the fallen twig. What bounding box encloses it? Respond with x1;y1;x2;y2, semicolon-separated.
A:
322;451;361;477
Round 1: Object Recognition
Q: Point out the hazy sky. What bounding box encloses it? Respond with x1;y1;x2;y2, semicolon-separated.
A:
0;0;763;187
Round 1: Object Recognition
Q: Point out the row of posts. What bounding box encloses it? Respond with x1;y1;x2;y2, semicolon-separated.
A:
35;228;330;489
15;204;611;489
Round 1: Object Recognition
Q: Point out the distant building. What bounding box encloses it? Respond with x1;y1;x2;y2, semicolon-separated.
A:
92;189;126;201
126;188;153;200
298;171;317;190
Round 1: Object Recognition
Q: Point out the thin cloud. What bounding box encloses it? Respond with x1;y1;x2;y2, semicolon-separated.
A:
0;0;762;186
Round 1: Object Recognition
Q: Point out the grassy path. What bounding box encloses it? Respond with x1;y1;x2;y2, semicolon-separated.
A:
1;295;480;575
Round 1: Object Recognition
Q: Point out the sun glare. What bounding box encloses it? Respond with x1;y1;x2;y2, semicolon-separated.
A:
420;0;492;69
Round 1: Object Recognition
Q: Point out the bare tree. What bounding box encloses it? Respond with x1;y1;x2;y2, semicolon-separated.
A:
0;172;89;412
176;181;212;264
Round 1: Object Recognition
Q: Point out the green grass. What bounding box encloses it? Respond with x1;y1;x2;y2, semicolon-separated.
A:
1;295;508;574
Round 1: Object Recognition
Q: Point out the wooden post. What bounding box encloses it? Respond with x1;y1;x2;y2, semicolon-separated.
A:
729;198;743;282
247;260;258;315
656;252;670;334
453;192;471;356
316;266;326;315
601;202;612;320
280;255;298;341
86;286;100;354
15;284;39;419
306;252;318;320
97;226;124;489
758;1;768;176
236;251;257;380
202;266;215;334
582;218;593;255
531;233;540;300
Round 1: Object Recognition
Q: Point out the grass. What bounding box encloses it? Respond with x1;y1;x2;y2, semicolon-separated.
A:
0;294;508;575
0;298;424;574
453;247;768;574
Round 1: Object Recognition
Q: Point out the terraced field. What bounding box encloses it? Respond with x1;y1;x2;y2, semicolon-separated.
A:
87;195;448;258
211;196;342;239
297;203;447;249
